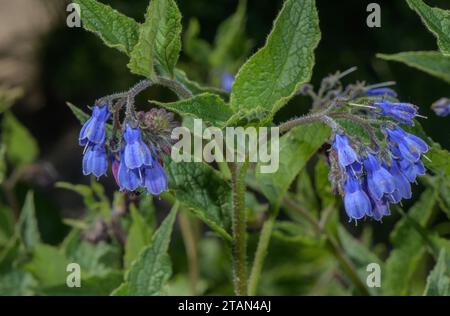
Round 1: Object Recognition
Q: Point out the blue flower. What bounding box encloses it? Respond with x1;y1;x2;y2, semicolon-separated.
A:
79;105;110;146
398;158;426;183
82;143;108;178
221;73;234;92
117;151;142;192
369;197;391;221
343;175;372;220
431;98;450;117
373;100;417;125
384;159;412;202
386;126;428;162
123;124;153;170
143;157;168;195
332;133;360;168
363;153;396;201
365;87;397;98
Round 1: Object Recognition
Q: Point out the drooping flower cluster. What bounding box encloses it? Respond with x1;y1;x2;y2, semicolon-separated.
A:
431;98;450;117
332;126;428;222
328;82;431;221
79;103;173;196
79;105;110;178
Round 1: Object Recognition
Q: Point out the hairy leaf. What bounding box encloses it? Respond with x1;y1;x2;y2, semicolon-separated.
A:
174;69;229;100
126;203;178;295
74;0;140;55
377;51;450;84
153;93;234;127
406;0;450;55
128;0;182;77
230;0;320;115
166;160;232;241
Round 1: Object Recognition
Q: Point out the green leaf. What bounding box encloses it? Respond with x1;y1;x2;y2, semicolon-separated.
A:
153;93;234;127
183;18;212;65
128;0;182;77
424;249;450;296
314;157;336;210
18;191;40;251
0;270;36;296
0;86;23;114
174;68;229;100
425;145;450;177
25;244;69;287
272;221;320;246
74;0;140;55
256;123;330;205
66;102;90;125
406;0;450;56
0;143;6;184
165;160;232;241
337;226;382;294
2;111;39;167
230;0;320;115
125;203;179;296
377;51;450;84
41;271;123;296
209;0;248;69
124;206;152;269
383;187;438;295
0;206;14;245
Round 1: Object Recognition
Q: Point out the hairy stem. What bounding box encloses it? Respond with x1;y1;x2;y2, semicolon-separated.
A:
229;162;248;296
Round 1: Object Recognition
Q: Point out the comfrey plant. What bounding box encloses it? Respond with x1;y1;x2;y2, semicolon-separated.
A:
62;0;450;297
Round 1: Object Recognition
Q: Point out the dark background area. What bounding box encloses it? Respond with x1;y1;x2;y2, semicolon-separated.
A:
3;0;449;243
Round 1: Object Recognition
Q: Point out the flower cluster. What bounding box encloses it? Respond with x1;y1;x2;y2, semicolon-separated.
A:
325;82;431;222
79;104;173;196
332;126;428;222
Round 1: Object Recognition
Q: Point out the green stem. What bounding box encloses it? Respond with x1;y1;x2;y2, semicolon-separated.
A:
178;211;199;296
282;197;370;296
248;206;278;295
325;235;371;296
229;162;248;296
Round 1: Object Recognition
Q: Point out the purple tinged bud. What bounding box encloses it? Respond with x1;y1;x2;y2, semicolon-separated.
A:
431;98;450;117
365;88;397;98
